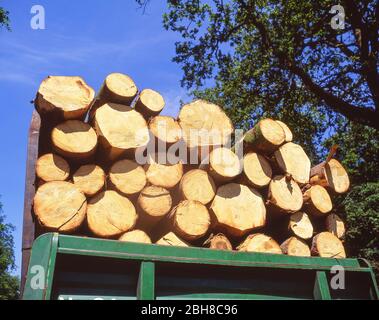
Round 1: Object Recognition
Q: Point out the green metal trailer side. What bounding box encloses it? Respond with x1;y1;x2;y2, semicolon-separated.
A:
23;233;378;300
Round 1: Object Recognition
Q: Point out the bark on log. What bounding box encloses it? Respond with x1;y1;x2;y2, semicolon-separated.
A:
93;102;149;161
87;190;137;238
33;181;87;233
303;185;333;217
311;232;346;258
51;120;98;161
310;158;350;194
144;153;183;189
288;211;314;240
325;213;346;239
237;234;282;254
35;153;70;182
156;232;189;247
276;120;293;142
274;142;311;184
72;164;105;197
137;186;172;229
280;237;311;257
149;115;182;147
109;159;147;196
244;119;285;154
242;152;272;188
119;230;152;244
135;89;165;119
171;200;211;241
203;233;233;251
267;175;303;214
35;76;95;120
178;100;234;149
179;169;216;205
210;183;266;237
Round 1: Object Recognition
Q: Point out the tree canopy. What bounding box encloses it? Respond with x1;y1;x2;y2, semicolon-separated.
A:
0;7;10;30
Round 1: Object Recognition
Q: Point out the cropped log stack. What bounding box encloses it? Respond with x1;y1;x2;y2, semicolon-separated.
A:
32;73;351;259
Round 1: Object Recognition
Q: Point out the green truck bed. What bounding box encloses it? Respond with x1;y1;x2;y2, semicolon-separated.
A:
22;233;378;300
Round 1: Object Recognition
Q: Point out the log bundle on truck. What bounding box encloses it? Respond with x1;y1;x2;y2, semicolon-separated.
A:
21;72;366;299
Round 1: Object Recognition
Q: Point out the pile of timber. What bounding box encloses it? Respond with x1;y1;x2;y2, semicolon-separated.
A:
32;73;351;259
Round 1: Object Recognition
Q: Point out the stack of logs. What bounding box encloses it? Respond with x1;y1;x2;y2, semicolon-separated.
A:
32;73;350;259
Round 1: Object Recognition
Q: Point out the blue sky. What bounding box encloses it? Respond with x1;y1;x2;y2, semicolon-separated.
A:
0;0;190;275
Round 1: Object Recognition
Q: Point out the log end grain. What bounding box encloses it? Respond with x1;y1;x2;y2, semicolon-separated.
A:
209;147;242;182
73;164;105;196
311;232;346;258
104;73;138;104
156;232;189;247
276;120;293;142
243;152;272;188
137;186;172;218
119;229;152;244
326;213;346;239
35;153;70;182
304;185;333;216
135;89;165;118
289;211;314;240
280;237;311;257
238;234;282;254
149;115;182;144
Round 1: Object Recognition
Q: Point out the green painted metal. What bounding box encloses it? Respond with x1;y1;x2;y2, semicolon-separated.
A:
23;233;59;300
23;233;379;300
137;262;155;300
313;271;331;300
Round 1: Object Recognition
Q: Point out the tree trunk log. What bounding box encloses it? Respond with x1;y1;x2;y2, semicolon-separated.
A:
99;73;138;105
280;237;311;257
72;164;105;197
119;230;152;244
303;185;333;217
109;159;147;196
93;102;149;162
243;119;285;154
267;175;303;214
33;181;87;233
242;152;272;188
87;190;137;238
179;169;216;205
288;211;314;240
210;183;266;237
325;213;345;239
135;89;165;119
36;153;70;182
35;76;95;120
203;233;233;250
237;234;282;254
311;232;346;258
156;232;189;247
276;120;293;142
51;120;98;161
149;115;182;148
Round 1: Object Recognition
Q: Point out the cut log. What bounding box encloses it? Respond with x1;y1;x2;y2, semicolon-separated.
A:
179;169;216;205
119;230;152;244
288;212;313;240
98;73;138;105
171;200;211;241
310;158;350;194
210;183;266;237
144;153;183;188
303;185;332;217
243;152;272;188
137;186;172;228
72;164;105;197
87;190;137;238
311;232;346;258
51;120;98;161
149;115;182;146
276;120;293;142
93;102;149;161
244;119;285;154
178;100;234;149
204;233;233;251
33;181;86;233
237;234;282;254
203;147;242;183
267;175;303;214
325;213;345;239
274;142;311;184
280;237;311;257
35;153;70;182
109;159;146;196
135;89;165;118
156;232;189;247
35;76;95;120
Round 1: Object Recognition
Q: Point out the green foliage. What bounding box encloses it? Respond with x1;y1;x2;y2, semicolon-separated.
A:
0;6;10;30
0;201;19;300
339;183;379;278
